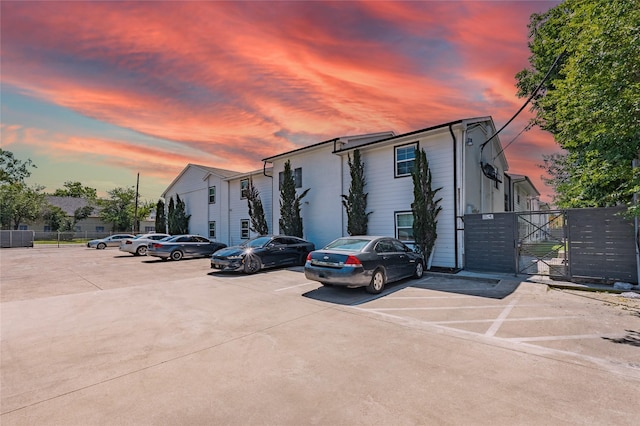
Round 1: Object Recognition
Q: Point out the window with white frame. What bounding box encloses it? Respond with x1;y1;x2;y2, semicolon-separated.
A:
241;219;250;239
395;212;414;241
395;143;417;177
278;167;302;189
209;186;216;204
209;221;216;239
240;179;249;199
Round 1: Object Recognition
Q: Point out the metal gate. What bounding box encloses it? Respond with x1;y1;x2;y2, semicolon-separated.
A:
516;211;567;278
464;207;637;284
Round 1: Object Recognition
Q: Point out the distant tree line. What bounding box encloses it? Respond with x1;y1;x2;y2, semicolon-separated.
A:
0;148;156;232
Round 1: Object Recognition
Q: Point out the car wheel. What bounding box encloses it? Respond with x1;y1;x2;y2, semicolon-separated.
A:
366;269;386;294
414;261;424;278
244;255;261;274
170;250;184;261
97;242;106;250
136;246;147;256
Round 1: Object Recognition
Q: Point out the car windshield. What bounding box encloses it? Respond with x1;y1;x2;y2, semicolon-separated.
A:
243;236;272;248
323;238;370;251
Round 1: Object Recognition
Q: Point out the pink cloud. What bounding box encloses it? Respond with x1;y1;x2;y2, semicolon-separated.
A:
1;1;562;201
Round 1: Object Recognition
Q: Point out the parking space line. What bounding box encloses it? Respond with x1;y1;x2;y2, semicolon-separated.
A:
431;316;581;324
386;295;477;300
508;334;616;343
368;303;543;312
275;282;316;291
485;297;520;337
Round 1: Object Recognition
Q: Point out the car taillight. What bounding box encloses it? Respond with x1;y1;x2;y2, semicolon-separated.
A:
306;252;312;261
126;241;132;244
153;243;162;248
345;255;361;266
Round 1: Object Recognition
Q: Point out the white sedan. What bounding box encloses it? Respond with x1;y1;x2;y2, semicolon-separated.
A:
119;233;171;256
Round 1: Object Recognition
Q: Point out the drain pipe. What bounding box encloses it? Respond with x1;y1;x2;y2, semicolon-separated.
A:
449;124;459;269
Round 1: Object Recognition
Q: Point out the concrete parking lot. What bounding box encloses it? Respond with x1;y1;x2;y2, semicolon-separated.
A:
1;246;639;425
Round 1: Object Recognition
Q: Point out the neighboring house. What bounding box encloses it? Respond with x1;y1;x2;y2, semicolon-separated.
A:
161;116;530;270
505;173;541;212
26;196;155;233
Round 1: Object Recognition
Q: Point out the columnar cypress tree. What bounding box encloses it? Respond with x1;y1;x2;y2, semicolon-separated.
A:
341;149;371;235
175;194;191;234
167;196;176;234
411;148;442;267
155;199;166;233
247;178;269;235
279;160;309;237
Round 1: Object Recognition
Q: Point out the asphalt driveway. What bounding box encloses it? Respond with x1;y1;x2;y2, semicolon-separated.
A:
1;246;639;425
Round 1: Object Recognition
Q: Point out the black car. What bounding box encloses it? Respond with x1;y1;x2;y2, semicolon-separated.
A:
304;236;424;294
211;235;315;274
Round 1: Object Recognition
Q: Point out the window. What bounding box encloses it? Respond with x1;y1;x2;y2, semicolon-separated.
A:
44;225;51;232
209;221;216;239
18;225;27;230
96;226;104;232
144;226;154;233
240;179;249;199
241;219;250;239
395;212;414;241
209;186;216;204
395;143;417;177
278;167;302;189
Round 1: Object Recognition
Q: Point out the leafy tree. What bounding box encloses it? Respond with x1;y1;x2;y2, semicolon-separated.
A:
247;178;269;235
411;149;442;267
279;160;309;237
42;204;67;232
63;205;94;232
167;195;190;234
0;183;46;230
98;186;136;232
515;0;640;212
155;199;166;233
0;149;36;184
52;181;97;199
341;149;371;235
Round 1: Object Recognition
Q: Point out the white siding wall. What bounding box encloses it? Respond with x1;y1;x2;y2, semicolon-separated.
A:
227;172;273;246
207;175;229;243
354;129;457;268
164;166;210;237
270;144;343;249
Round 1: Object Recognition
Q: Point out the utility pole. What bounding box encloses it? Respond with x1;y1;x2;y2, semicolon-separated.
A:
134;173;140;234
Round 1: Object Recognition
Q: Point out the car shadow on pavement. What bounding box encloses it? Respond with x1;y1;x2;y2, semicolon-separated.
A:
302;280;416;306
302;276;521;306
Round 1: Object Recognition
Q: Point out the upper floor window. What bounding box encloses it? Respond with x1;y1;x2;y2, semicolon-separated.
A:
209;186;216;204
240;179;249;199
395;143;417;177
279;167;302;189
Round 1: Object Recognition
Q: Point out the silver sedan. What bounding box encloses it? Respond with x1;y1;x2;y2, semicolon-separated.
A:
87;234;135;250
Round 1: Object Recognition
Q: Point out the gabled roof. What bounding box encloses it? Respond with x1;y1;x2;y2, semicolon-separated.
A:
162;163;241;197
262;132;396;162
45;196;98;216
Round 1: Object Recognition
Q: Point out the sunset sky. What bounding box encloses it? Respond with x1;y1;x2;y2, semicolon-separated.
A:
1;0;561;203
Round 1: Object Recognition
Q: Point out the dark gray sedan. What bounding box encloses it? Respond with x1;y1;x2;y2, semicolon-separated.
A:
147;235;226;261
211;235;315;274
304;236;424;294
